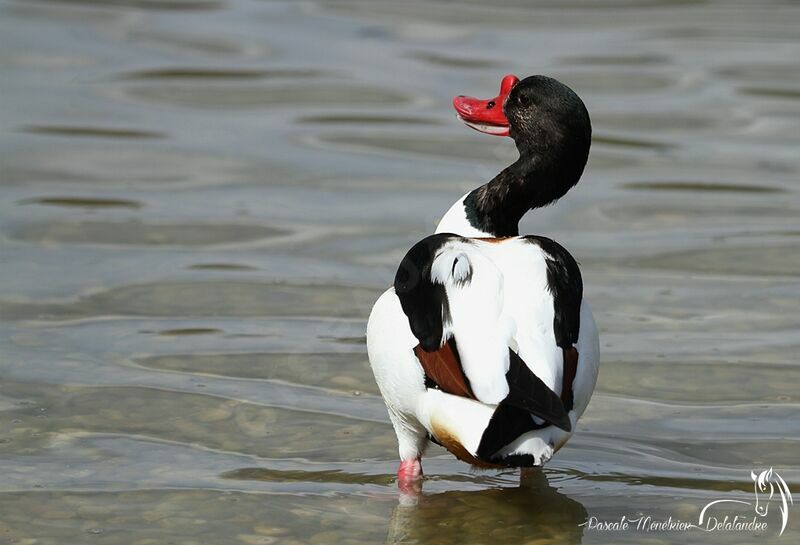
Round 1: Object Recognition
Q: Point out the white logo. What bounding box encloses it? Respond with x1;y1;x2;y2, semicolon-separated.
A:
581;468;794;536
698;468;794;536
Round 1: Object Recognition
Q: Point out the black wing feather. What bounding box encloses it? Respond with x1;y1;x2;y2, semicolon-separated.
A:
503;349;571;432
477;349;571;460
476;403;537;461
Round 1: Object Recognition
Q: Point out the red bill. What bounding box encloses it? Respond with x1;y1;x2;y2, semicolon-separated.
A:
452;74;519;136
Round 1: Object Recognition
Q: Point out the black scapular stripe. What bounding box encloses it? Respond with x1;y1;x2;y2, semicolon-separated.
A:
394;233;469;352
524;236;583;347
393;233;454;351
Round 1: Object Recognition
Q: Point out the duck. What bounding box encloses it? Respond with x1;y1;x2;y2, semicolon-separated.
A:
366;74;600;489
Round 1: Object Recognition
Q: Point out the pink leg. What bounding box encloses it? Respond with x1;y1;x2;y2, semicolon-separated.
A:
396;458;423;497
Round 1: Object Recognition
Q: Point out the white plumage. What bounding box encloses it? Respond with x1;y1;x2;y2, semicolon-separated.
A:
366;73;599;482
367;235;600;469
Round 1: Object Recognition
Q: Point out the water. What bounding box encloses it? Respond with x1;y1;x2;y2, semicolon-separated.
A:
1;0;799;543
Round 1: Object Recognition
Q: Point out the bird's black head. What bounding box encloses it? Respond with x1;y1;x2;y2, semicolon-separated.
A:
454;74;591;176
454;75;593;236
504;75;591;163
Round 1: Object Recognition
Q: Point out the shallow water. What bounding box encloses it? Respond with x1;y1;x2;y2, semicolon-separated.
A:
1;0;799;543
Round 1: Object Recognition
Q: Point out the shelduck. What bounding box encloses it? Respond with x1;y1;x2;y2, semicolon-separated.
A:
367;75;600;488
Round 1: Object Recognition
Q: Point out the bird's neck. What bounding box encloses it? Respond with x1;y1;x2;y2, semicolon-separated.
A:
436;156;572;238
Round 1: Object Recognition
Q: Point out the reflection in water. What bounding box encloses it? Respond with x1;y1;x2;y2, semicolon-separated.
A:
386;472;586;545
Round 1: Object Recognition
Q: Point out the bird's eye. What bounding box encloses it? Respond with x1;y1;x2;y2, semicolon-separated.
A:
516;94;530;107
